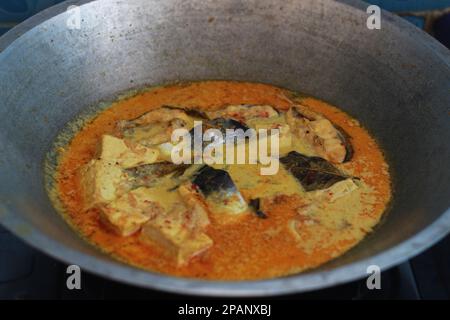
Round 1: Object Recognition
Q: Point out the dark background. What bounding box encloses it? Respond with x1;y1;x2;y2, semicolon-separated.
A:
0;0;449;300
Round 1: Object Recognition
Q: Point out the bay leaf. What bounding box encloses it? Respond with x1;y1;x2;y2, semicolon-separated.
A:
280;151;350;191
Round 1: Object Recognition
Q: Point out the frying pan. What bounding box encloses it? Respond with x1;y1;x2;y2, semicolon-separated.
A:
0;0;449;297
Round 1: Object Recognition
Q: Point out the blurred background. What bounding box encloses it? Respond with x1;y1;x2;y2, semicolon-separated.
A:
1;0;450;47
0;0;449;300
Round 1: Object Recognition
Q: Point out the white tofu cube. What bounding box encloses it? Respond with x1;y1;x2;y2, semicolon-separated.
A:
100;187;164;236
140;207;213;266
80;159;128;209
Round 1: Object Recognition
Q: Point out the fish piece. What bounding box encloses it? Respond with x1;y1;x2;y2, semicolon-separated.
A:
162;105;209;119
187;118;251;164
140;205;213;266
118;107;192;129
286;104;353;163
98;135;159;169
99;187;164;236
117;107;193;146
335;124;353;161
79;159;129;209
192;165;248;215
125;162;191;188
208;117;249;132
280;151;352;191
184;109;209;119
250;115;292;153
189;118;250;144
207;104;279;122
122;119;188;146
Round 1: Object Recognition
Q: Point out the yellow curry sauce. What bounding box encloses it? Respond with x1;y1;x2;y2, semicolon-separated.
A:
54;81;391;280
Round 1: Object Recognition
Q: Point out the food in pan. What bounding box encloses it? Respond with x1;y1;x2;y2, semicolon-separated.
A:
50;81;391;280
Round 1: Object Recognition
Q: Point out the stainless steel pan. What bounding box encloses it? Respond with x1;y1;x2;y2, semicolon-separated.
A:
0;0;449;296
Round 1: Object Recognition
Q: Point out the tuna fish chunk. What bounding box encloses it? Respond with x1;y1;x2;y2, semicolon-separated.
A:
192;165;248;215
286;105;353;163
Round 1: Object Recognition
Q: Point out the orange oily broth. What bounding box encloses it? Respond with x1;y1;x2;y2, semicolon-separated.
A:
56;81;391;280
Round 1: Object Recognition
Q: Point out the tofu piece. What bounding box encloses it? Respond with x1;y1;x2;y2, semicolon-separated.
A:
140;207;213;266
99;135;159;169
80;159;129;209
177;183;210;230
100;187;164;236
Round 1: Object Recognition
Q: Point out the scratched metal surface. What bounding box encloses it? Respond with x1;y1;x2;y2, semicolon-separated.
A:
1;0;450;35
